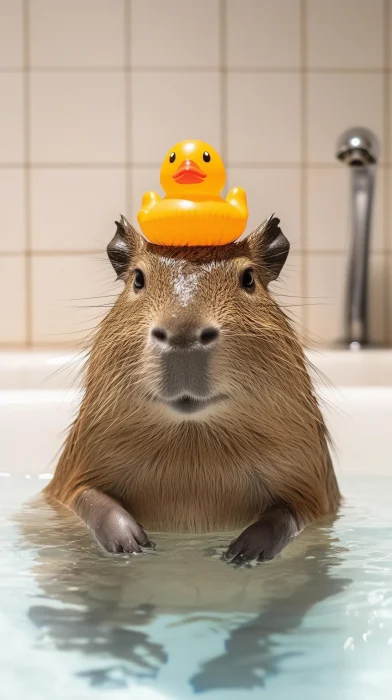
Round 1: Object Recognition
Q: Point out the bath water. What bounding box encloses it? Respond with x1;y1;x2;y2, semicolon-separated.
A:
0;475;391;700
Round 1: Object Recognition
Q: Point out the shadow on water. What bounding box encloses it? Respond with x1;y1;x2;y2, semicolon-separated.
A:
15;497;352;693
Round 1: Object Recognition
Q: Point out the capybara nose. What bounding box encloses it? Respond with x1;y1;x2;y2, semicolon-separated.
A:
151;327;169;345
150;325;220;350
199;327;220;346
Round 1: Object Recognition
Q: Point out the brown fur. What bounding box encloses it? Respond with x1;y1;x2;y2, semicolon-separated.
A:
46;220;341;534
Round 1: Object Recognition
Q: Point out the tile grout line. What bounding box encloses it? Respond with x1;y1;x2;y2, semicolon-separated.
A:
1;66;392;74
23;0;32;347
124;0;133;220
384;0;391;344
1;162;392;170
299;0;308;339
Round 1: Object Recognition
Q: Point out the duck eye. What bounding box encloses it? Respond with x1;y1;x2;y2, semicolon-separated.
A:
203;151;211;163
133;269;145;291
169;152;176;163
240;268;255;292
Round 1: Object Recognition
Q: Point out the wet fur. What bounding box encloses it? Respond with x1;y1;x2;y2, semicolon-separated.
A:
46;219;341;544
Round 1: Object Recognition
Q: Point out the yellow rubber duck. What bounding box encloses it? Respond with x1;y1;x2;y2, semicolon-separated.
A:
137;139;248;246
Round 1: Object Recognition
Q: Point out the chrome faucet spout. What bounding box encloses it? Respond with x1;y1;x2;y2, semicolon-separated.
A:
336;127;379;349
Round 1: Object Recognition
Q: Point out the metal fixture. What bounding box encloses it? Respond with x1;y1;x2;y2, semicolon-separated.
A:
336;127;379;349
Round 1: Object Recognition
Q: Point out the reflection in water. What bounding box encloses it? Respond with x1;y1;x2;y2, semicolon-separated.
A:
192;534;350;692
17;500;167;690
29;603;166;689
16;497;351;693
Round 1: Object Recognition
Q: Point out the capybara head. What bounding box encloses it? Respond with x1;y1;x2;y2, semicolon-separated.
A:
89;216;297;424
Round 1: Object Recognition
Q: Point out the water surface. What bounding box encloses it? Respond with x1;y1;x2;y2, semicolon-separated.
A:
1;475;391;699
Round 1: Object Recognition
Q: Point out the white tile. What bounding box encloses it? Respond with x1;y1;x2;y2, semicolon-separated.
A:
227;73;301;163
31;169;126;252
0;0;23;67
0;257;26;343
307;0;384;69
130;0;220;68
130;72;221;163
226;167;302;247
227;0;300;68
30;73;125;163
0;74;24;163
130;168;164;225
307;168;384;252
307;74;383;165
0;170;25;252
32;255;122;343
306;254;345;344
30;0;125;67
270;252;304;331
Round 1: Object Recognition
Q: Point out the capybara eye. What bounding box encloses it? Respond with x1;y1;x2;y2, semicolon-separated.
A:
203;151;211;162
169;152;176;163
133;269;145;291
240;267;255;292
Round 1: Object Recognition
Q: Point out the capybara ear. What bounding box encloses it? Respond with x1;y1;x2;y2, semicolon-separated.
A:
107;215;142;280
248;215;290;284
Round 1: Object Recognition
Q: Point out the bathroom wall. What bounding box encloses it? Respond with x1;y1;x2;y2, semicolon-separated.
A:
0;0;391;348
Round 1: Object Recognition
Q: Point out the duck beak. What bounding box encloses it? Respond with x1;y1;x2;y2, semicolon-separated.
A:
172;160;206;184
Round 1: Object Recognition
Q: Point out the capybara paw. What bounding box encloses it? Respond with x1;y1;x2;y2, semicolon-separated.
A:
95;507;154;554
224;507;297;564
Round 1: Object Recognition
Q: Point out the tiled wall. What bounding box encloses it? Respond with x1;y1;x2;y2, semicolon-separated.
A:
0;0;391;348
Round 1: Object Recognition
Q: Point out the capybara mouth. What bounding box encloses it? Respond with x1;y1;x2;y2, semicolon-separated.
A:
163;394;225;414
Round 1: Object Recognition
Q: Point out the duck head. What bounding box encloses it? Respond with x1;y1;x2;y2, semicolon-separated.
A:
160;139;226;198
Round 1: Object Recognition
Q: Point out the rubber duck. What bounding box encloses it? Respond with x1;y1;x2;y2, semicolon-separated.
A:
137;139;248;246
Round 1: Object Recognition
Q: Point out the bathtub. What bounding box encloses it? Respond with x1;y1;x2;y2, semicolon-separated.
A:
1;349;392;700
0;349;391;477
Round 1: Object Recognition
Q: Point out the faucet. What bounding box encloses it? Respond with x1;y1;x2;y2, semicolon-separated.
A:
336;127;379;349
